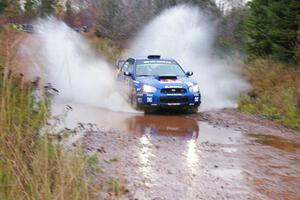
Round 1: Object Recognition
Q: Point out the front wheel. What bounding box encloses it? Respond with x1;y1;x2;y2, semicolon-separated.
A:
188;107;199;114
144;107;156;114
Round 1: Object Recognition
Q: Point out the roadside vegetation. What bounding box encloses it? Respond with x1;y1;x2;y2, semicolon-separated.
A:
239;59;300;130
237;0;300;130
218;0;300;130
0;28;94;200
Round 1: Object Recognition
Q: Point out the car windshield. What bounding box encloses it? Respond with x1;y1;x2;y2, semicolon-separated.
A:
136;63;185;77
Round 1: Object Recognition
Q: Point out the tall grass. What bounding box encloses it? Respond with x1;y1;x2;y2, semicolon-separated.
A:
239;59;300;130
0;29;94;200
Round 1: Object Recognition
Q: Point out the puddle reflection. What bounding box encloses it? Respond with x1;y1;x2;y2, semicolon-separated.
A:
138;135;153;178
186;139;199;173
125;115;199;138
249;134;300;152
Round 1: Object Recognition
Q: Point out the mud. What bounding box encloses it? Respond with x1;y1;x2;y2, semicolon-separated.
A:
53;104;300;200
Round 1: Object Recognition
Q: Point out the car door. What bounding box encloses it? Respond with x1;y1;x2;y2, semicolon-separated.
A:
117;59;135;96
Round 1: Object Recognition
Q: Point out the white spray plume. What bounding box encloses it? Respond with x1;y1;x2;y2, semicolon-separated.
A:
20;18;132;112
129;5;249;110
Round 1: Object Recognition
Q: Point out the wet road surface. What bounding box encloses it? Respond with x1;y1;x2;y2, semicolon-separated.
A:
53;104;300;200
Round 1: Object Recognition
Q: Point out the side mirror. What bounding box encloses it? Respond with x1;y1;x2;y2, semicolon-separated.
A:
124;71;132;76
186;71;193;76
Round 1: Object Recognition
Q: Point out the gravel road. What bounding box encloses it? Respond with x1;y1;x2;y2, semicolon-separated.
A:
53;104;300;200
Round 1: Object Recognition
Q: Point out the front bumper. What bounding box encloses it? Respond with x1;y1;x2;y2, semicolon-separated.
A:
136;92;201;108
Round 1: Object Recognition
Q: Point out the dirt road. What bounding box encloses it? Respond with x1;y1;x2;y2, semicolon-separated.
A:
53;104;300;200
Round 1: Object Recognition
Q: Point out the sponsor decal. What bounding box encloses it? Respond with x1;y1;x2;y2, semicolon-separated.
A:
164;85;183;88
147;97;153;103
143;60;172;64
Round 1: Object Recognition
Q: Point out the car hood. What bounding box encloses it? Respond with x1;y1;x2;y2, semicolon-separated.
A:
135;76;197;89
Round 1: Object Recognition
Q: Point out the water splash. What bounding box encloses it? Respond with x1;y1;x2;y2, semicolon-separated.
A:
128;5;249;110
20;18;133;112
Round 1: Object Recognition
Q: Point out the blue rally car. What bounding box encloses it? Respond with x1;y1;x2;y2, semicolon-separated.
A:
116;55;201;113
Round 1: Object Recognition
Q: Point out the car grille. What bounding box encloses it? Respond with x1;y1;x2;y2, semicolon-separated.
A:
160;96;189;104
160;88;187;94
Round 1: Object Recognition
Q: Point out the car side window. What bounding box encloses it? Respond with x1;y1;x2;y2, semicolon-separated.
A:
121;60;134;73
121;62;129;72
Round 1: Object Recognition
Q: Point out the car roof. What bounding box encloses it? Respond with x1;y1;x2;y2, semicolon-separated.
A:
129;55;176;62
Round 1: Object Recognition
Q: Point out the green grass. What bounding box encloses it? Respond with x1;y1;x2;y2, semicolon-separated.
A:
0;27;128;199
0;29;95;200
239;59;300;130
110;178;126;198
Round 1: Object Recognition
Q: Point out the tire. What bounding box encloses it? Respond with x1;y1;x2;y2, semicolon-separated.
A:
145;108;156;114
188;107;199;114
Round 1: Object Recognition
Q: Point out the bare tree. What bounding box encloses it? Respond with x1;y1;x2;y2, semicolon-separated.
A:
94;0;219;42
95;0;155;42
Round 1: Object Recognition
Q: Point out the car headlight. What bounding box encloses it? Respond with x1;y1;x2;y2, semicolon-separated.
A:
142;85;157;93
189;84;199;93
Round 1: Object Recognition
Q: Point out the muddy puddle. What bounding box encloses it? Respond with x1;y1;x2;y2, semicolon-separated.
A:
249;134;300;153
52;103;243;143
53;103;300;200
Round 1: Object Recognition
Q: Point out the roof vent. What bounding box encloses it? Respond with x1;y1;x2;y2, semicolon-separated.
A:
147;55;161;59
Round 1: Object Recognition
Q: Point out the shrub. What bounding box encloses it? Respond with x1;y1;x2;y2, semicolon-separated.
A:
239;59;300;130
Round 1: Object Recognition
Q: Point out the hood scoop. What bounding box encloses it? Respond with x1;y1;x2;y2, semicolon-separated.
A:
157;76;177;81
